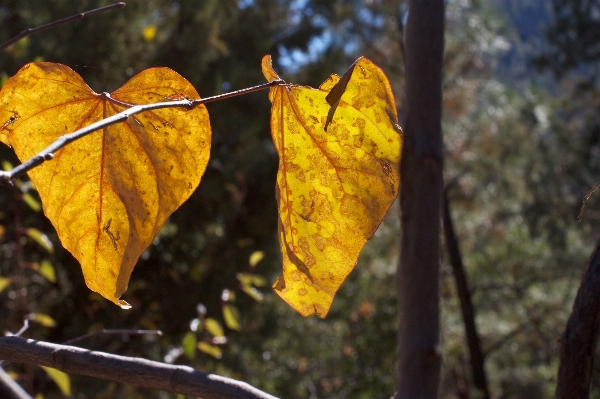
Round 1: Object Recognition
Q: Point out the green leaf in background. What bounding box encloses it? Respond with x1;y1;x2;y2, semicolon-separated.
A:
22;192;41;212
182;331;197;360
204;318;224;337
240;285;264;302
223;304;241;331
39;260;56;283
25;228;54;254
28;313;56;327
40;366;71;396
236;272;267;287
197;342;222;359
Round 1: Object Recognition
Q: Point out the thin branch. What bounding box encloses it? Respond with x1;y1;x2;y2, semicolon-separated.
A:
62;329;162;345
0;367;32;399
443;191;490;399
0;337;279;399
0;79;284;186
0;3;126;52
577;182;600;222
13;320;29;338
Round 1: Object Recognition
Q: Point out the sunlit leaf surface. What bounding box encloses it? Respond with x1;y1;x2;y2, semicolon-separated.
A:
223;304;241;330
204;318;224;337
28;313;56;327
0;277;10;293
182;331;197;360
262;55;401;317
40;366;71;396
0;63;211;307
197;342;222;359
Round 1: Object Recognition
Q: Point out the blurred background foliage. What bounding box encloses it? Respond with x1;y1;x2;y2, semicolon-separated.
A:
0;0;599;398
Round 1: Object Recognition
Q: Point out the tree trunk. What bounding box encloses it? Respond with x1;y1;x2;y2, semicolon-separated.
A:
396;1;445;398
443;191;490;399
556;239;600;398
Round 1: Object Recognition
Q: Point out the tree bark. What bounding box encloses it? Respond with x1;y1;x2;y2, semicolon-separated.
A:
556;239;600;399
396;1;445;398
0;337;278;399
443;191;490;399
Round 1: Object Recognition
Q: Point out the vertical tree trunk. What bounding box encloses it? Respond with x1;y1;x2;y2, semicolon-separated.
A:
556;239;600;399
443;192;490;399
396;1;445;398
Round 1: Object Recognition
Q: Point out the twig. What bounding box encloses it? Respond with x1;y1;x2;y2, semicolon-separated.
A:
13;320;29;338
0;367;32;399
0;3;126;52
62;329;162;345
0;79;284;186
577;182;600;222
0;337;279;399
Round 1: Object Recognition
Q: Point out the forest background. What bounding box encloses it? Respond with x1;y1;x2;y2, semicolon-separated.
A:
0;0;599;398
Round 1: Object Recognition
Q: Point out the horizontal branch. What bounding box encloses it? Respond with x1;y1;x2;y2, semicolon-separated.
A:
0;79;284;186
0;337;278;399
0;3;126;52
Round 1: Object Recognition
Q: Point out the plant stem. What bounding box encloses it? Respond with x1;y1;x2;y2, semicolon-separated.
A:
0;3;126;52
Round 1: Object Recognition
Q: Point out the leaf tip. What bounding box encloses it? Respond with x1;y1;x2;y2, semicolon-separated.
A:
117;299;132;309
261;55;281;83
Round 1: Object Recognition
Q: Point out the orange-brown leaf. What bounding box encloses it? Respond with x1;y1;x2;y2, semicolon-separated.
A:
0;63;211;307
261;55;401;317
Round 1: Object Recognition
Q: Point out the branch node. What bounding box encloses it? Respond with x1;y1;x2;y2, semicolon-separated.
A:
0;172;13;187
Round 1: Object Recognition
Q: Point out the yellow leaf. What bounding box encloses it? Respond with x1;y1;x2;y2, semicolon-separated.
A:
261;55;401;317
197;342;222;359
222;304;241;330
248;250;264;267
40;366;71;396
0;63;211;307
25;228;54;253
0;277;10;293
28;313;56;327
142;24;157;41
204;318;224;337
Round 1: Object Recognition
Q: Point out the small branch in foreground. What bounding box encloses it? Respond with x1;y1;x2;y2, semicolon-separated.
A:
0;3;126;52
577;182;600;222
0;79;284;186
0;337;279;399
62;328;162;345
0;367;32;399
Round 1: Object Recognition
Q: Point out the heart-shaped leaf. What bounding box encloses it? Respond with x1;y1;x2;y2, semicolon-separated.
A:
262;55;401;317
0;63;211;307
